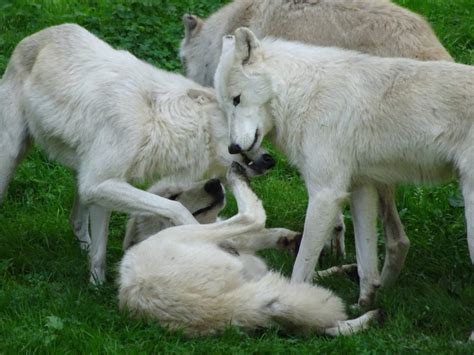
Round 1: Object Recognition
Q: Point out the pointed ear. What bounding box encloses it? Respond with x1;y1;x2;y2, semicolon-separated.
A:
182;14;203;41
234;27;261;65
187;88;216;104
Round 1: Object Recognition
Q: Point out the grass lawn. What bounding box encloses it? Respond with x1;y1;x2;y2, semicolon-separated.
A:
0;0;473;353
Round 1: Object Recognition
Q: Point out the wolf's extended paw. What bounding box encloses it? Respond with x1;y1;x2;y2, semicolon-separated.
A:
277;231;302;254
228;162;250;184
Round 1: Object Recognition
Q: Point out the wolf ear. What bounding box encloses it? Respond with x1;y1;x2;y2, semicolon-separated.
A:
183;14;203;41
187;88;216;104
234;27;261;65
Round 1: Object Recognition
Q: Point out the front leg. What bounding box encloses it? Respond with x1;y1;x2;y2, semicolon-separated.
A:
162;163;267;245
80;179;198;226
351;184;381;310
291;187;348;284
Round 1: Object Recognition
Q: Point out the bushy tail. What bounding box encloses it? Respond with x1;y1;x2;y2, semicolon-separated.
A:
0;54;32;202
224;272;347;333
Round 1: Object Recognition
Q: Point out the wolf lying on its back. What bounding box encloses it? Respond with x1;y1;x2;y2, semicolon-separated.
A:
119;163;380;336
0;24;272;284
123;177;346;251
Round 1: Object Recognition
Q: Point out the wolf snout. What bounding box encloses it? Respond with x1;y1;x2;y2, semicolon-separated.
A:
204;178;224;199
256;154;276;170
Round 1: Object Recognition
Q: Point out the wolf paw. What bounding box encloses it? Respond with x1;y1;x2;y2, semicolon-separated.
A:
277;232;302;254
228;162;250;183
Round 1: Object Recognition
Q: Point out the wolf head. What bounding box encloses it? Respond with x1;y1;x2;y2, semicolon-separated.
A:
179;14;209;85
186;82;275;176
214;28;275;156
123;178;226;249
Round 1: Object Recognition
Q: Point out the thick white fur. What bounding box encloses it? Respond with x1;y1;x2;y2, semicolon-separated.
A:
119;164;380;336
0;24;265;284
180;0;451;87
181;0;453;287
214;29;474;314
123;178;225;249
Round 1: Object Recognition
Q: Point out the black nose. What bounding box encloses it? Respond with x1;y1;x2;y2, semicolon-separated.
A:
260;154;276;169
228;143;242;154
204;178;223;197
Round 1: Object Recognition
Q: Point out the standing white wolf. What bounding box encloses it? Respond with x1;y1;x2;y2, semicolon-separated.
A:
119;162;380;336
180;0;452;87
214;29;474;315
180;0;453;287
0;24;272;284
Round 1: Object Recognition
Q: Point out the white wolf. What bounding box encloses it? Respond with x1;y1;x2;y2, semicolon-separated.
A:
123;178;227;250
180;0;453;285
180;0;451;87
214;29;474;317
0;24;272;284
119;162;380;336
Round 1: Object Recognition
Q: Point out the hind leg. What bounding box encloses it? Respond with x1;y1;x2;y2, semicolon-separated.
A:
323;310;381;336
88;204;111;284
351;184;381;310
69;187;91;250
377;184;410;287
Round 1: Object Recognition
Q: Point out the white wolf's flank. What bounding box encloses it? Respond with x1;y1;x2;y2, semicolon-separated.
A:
180;0;451;87
119;163;380;337
180;0;453;286
214;29;474;319
0;24;268;284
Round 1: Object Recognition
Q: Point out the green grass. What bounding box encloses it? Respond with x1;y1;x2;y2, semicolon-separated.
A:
0;0;473;353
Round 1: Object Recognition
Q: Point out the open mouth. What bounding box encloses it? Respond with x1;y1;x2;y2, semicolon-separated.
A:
192;195;225;217
240;151;276;175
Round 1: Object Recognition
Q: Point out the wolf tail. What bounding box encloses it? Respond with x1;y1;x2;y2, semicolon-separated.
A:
0;30;43;202
224;272;348;332
0;25;83;203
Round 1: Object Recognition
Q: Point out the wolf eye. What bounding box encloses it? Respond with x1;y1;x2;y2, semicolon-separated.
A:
233;95;241;106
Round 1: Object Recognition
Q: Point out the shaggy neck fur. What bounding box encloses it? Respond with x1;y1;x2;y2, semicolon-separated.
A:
128;79;229;183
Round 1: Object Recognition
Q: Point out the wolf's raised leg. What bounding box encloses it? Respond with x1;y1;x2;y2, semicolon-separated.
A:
351;184;380;310
79;179;198;226
88;204;111;284
323;310;381;336
69;188;91;250
165;163;267;244
377;184;410;287
221;228;301;253
225;162;265;224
